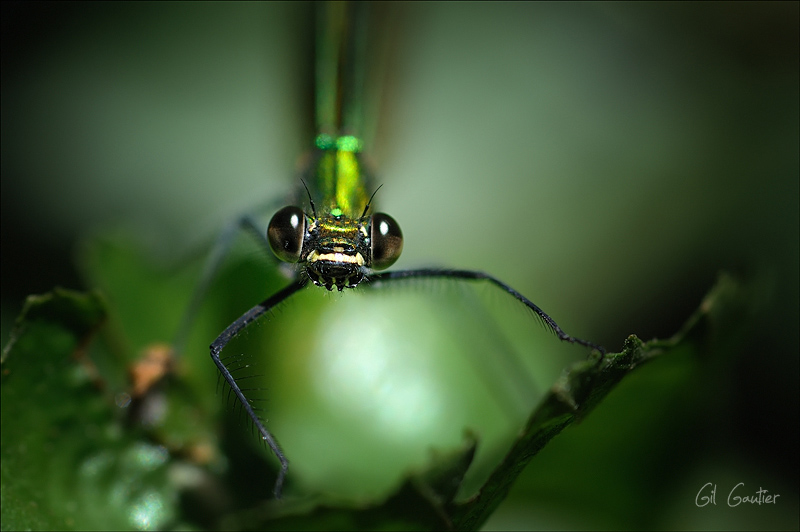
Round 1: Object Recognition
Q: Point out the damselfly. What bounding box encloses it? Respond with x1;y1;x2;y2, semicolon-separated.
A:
196;3;604;499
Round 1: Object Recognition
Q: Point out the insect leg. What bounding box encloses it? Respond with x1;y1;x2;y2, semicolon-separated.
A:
369;269;605;354
173;214;275;358
209;278;309;499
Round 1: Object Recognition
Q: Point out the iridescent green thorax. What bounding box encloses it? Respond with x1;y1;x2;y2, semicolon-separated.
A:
313;134;369;220
285;133;371;291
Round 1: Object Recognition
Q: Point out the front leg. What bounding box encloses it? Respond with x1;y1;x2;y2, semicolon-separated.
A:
368;268;605;354
209;278;308;499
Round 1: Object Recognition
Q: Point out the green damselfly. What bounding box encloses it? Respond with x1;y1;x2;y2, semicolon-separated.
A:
199;3;604;499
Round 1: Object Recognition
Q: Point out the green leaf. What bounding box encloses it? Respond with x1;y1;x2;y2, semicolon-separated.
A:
1;289;181;530
2;232;746;530
222;274;743;530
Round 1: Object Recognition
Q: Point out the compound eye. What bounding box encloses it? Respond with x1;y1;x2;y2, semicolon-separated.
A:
268;206;305;263
370;213;403;270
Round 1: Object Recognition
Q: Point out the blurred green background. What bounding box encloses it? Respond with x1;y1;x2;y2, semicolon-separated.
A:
2;2;797;530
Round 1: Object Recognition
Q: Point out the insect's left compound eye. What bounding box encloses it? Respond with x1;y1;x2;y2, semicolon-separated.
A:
370;213;403;270
268;206;305;263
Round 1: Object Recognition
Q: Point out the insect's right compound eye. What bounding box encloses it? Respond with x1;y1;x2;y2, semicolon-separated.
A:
268;206;305;263
370;212;403;270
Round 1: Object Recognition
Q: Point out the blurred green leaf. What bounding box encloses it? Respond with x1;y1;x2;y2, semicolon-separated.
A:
213;274;741;531
1;238;746;531
1;289;179;530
